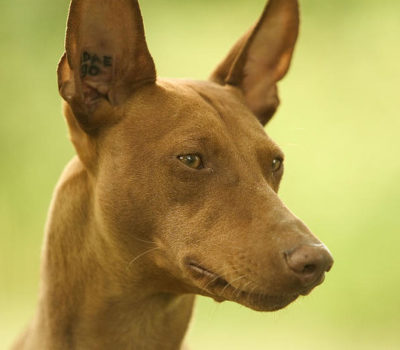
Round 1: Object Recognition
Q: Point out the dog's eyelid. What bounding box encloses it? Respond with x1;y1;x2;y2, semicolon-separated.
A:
273;149;285;161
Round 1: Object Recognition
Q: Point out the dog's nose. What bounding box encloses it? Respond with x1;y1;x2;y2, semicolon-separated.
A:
285;244;333;288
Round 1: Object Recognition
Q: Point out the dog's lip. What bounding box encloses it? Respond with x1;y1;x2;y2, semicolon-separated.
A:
187;261;230;288
186;261;299;310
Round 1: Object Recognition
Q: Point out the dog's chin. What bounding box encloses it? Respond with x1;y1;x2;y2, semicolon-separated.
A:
207;285;299;312
231;292;299;312
185;261;299;312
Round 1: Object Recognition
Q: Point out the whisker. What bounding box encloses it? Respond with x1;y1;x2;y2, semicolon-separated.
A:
220;275;246;296
247;284;258;305
202;274;222;290
131;236;157;245
127;247;160;271
234;279;252;299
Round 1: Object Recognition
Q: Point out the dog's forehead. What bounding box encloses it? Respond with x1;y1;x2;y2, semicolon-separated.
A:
158;79;269;135
118;78;280;155
166;79;280;150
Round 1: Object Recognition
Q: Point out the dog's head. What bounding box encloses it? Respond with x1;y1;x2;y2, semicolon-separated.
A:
58;0;333;312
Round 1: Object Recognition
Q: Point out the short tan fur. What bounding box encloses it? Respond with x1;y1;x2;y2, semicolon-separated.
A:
12;1;333;349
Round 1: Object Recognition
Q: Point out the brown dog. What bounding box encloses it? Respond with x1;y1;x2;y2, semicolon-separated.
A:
12;0;333;349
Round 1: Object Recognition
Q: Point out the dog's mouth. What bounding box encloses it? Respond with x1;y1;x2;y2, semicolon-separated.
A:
185;261;299;311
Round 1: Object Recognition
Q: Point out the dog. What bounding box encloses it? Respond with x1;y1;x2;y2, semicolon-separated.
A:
12;0;333;349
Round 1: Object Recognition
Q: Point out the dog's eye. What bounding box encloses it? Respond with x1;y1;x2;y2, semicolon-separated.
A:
178;154;204;170
272;157;283;172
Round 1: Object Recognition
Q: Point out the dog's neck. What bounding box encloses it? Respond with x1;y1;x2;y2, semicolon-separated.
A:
30;158;194;350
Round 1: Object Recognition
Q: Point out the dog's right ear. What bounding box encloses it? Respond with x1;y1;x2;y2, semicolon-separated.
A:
58;0;156;133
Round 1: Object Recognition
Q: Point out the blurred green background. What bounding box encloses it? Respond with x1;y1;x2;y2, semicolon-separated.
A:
1;0;399;349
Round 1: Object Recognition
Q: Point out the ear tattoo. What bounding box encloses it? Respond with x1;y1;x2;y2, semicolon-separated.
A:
80;51;113;78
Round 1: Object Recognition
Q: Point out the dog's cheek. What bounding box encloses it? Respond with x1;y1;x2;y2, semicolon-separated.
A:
93;168;159;248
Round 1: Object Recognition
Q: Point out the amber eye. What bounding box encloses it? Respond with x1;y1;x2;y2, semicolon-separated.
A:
272;157;283;172
178;154;204;169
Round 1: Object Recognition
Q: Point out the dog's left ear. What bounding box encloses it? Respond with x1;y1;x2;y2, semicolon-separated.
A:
210;0;299;125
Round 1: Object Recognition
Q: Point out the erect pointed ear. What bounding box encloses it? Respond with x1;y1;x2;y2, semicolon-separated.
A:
210;0;299;126
58;0;156;133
